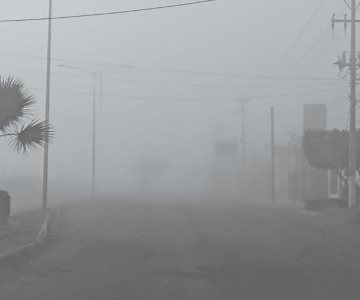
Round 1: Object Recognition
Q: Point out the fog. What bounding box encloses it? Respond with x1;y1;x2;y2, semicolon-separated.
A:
1;1;360;299
0;0;350;198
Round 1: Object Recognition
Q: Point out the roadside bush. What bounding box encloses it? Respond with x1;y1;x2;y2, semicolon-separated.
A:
303;198;347;212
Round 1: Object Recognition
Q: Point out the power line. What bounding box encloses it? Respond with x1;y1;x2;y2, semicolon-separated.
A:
0;50;346;82
128;66;344;81
28;86;345;103
288;28;331;71
0;61;347;86
275;0;327;69
0;61;347;89
282;7;348;75
0;50;120;68
327;111;349;123
14;53;338;81
99;78;345;88
0;0;215;23
289;8;349;73
326;98;347;112
326;98;360;123
52;110;237;126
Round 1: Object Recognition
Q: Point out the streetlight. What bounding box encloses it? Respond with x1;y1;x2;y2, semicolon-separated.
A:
58;64;98;198
43;0;53;209
57;64;133;198
96;65;133;194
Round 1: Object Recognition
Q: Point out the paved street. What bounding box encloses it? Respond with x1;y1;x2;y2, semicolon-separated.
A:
0;197;360;299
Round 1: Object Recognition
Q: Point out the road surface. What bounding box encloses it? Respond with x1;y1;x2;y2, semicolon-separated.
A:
0;197;359;299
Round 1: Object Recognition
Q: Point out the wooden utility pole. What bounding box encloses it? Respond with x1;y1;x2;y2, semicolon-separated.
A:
332;1;358;207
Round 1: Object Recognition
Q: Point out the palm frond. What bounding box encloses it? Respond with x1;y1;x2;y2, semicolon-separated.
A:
0;76;35;132
11;120;54;154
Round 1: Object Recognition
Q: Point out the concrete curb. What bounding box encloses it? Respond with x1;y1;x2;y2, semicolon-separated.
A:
0;212;51;262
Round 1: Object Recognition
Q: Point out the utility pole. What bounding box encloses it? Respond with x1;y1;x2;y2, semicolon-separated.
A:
92;72;97;198
42;0;53;209
241;101;246;171
271;107;276;204
97;72;104;197
332;1;359;207
234;97;253;171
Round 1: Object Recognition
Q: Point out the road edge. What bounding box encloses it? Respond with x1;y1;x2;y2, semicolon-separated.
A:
0;212;51;262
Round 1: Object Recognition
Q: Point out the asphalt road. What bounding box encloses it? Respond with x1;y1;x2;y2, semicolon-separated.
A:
0;197;360;300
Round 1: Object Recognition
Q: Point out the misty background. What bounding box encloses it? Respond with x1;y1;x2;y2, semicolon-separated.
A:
0;0;351;205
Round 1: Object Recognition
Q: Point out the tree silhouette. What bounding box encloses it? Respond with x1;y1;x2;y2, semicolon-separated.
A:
303;129;360;173
303;129;360;199
0;77;53;153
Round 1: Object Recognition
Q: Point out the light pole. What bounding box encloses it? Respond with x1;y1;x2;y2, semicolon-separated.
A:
271;107;275;205
96;65;134;194
42;0;53;209
58;64;133;197
58;64;98;198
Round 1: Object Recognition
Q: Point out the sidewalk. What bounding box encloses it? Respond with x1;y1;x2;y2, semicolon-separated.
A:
0;210;49;258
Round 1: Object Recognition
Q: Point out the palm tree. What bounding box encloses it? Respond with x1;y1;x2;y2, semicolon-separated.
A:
0;76;53;153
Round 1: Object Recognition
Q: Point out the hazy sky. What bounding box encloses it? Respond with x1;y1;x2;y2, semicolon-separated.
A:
0;0;354;193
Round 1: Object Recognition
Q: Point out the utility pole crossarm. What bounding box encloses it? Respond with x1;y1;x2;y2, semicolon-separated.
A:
331;13;360;34
331;18;360;23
